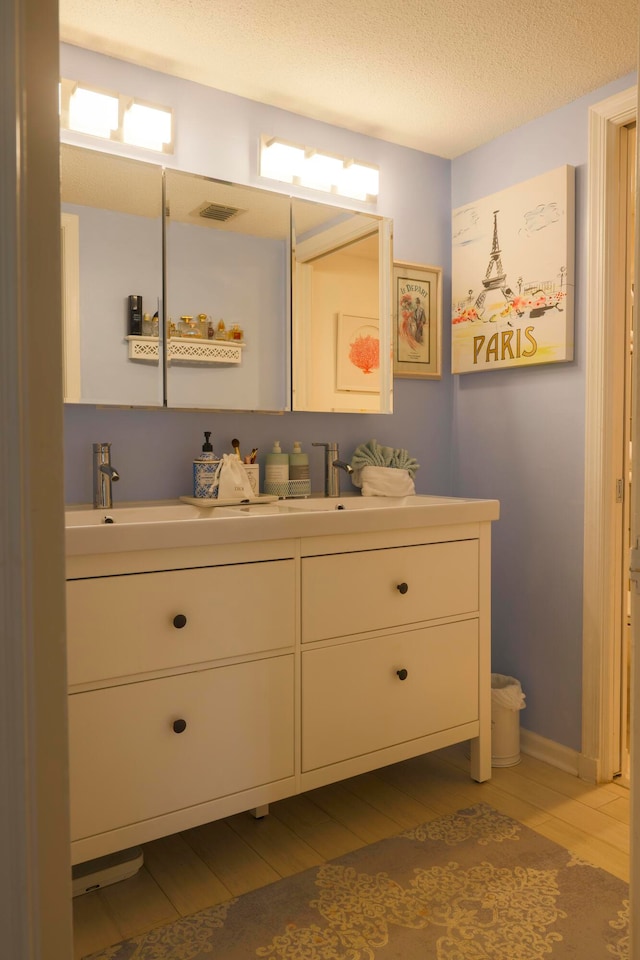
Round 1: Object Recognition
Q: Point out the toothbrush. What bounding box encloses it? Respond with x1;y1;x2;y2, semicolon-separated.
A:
232;438;241;460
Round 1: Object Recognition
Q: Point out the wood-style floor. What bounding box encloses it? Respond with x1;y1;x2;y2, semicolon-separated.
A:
73;745;630;959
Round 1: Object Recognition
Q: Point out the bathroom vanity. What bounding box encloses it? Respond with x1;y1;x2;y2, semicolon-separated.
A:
65;494;499;865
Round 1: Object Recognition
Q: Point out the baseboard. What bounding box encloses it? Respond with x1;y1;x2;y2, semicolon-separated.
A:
520;727;580;776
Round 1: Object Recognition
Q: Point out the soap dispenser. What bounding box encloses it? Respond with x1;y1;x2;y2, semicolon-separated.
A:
288;441;311;497
193;431;218;499
264;440;289;498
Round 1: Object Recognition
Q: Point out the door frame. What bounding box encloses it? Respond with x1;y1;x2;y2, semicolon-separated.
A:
1;0;73;956
582;85;637;783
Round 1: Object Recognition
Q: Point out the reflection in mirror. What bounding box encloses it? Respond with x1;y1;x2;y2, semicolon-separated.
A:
60;144;164;406
291;198;393;413
164;171;291;411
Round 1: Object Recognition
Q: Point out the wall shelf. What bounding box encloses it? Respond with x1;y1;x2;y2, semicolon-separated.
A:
126;336;245;365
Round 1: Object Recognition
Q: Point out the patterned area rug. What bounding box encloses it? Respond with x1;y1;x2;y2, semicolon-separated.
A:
85;803;629;959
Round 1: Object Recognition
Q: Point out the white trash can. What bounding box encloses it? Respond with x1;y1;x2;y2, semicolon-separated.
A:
491;673;526;767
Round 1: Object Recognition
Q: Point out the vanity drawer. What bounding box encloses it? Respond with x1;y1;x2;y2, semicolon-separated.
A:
301;540;478;643
67;559;295;685
301;620;478;771
68;654;295;841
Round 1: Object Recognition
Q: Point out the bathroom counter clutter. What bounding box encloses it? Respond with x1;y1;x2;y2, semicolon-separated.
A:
64;492;499;866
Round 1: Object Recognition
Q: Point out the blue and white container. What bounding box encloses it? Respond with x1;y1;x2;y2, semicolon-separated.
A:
193;431;219;498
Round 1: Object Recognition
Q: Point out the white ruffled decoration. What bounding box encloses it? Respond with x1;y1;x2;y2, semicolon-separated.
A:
353;465;415;497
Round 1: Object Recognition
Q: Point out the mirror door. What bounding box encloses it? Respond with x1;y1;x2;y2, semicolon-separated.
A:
60;144;164;406
291;198;393;414
164;171;291;411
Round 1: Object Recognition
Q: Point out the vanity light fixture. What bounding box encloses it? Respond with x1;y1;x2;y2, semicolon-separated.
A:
259;135;379;203
68;86;119;139
60;79;174;154
122;101;173;152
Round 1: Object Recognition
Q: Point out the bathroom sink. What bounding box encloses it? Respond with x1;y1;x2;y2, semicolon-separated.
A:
185;495;470;517
213;503;284;517
64;495;500;561
65;503;218;526
280;495;463;512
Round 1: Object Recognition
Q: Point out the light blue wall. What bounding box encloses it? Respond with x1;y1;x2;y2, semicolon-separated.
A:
165;223;289;411
62;203;163;405
451;73;636;751
61;44;452;504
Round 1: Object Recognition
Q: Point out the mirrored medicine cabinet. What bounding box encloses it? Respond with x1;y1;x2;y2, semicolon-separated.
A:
60;144;164;407
163;169;291;412
291;198;393;414
60;143;393;414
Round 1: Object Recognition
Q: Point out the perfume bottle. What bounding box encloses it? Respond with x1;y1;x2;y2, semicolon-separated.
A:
180;315;201;338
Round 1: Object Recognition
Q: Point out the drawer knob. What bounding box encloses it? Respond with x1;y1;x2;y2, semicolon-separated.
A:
172;718;187;734
396;668;408;681
396;582;409;595
173;614;187;629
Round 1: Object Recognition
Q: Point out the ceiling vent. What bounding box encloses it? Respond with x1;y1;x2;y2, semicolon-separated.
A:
196;202;244;223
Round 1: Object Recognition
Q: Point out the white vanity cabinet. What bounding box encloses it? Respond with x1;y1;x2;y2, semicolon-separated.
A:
66;541;298;864
65;500;497;865
299;529;489;790
69;655;295;842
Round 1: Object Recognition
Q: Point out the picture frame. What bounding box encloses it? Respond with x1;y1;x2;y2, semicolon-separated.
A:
393;261;442;379
451;165;574;374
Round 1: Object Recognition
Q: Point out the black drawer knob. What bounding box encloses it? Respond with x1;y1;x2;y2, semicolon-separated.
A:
396;582;409;595
396;668;408;681
173;614;187;629
172;718;187;734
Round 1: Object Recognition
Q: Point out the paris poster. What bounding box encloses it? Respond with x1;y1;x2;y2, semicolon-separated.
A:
451;165;575;374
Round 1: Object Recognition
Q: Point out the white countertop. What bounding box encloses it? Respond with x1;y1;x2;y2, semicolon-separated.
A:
65;494;500;558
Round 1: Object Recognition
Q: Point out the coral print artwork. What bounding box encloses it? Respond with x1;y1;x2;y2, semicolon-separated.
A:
452;165;575;374
336;314;380;393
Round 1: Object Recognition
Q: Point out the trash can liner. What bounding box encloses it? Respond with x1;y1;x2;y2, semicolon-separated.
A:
491;673;526;711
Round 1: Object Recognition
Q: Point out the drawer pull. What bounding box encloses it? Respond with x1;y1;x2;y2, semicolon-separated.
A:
172;718;187;734
172;614;187;629
396;668;408;681
396;582;409;595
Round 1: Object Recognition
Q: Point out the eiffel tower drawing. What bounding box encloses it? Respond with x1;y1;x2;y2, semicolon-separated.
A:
474;210;518;315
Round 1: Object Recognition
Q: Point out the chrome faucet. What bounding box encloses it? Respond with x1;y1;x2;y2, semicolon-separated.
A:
93;442;120;508
312;442;354;498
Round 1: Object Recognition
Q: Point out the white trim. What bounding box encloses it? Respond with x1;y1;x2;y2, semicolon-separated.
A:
61;212;81;401
1;0;72;956
520;728;580;777
582;85;636;783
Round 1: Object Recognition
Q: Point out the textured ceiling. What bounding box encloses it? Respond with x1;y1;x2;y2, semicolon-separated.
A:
59;0;638;159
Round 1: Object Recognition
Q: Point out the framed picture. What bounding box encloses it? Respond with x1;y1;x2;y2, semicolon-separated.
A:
451;164;574;373
393;261;442;379
335;313;380;392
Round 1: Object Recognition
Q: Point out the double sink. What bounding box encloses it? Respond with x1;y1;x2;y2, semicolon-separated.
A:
65;495;499;557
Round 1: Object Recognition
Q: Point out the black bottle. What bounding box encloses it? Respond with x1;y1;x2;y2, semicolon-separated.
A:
128;295;143;336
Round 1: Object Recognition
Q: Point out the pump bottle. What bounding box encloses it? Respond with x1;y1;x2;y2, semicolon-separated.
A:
288;441;311;497
193;431;218;498
264;440;289;497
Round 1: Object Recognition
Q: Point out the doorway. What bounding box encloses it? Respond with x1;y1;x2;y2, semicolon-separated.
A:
615;120;635;785
582;86;637;786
